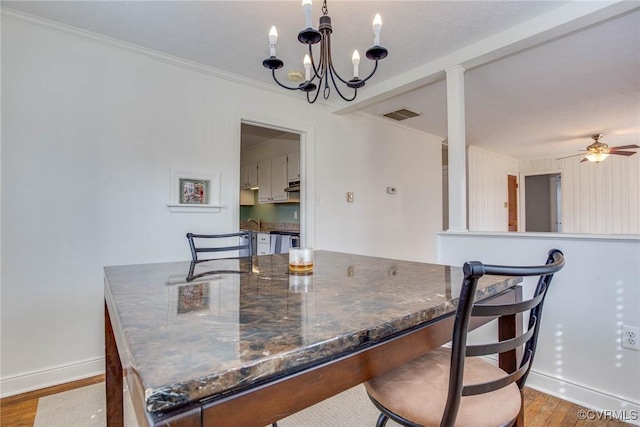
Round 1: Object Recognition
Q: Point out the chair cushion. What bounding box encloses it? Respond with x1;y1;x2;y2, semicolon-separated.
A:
364;347;521;427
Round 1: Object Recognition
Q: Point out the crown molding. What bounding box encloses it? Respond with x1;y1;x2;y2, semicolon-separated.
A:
0;7;315;104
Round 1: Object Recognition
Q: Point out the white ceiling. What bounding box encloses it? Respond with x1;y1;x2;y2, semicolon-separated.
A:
3;1;639;160
242;123;297;149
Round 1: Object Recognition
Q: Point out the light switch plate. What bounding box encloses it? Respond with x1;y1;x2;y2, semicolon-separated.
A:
347;192;354;203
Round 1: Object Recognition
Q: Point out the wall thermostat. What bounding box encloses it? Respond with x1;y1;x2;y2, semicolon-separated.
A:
347;192;354;203
386;186;397;194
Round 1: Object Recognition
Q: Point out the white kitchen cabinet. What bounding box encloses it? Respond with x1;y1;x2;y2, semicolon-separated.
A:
257;232;271;255
240;164;249;189
257;159;272;203
240;162;258;190
271;155;288;201
258;155;289;203
247;163;258;188
287;152;300;182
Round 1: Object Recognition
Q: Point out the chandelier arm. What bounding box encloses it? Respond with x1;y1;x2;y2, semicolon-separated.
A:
308;45;324;81
324;34;354;86
318;35;328;79
327;67;358;102
359;60;380;83
306;80;323;103
327;60;356;86
271;70;304;91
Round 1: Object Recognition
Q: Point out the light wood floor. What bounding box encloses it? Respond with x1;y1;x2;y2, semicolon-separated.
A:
0;375;104;426
0;377;633;426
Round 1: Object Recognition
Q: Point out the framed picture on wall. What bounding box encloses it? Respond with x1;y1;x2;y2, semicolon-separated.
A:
179;178;209;205
168;169;221;212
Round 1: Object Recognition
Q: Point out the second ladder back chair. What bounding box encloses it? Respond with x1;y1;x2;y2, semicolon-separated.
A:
186;231;253;261
364;249;565;427
185;231;255;283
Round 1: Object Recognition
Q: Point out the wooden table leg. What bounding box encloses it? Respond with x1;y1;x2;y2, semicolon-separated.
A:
105;301;124;427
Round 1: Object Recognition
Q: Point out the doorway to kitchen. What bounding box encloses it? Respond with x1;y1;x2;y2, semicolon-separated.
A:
239;123;302;255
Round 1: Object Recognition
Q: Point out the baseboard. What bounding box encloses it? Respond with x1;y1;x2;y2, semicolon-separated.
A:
0;357;104;398
526;370;640;426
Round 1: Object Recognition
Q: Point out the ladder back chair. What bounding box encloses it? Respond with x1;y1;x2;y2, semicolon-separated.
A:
186;231;253;261
185;231;255;283
364;249;565;427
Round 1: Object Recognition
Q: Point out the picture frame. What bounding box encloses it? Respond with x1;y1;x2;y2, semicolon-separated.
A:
179;178;209;205
168;169;221;212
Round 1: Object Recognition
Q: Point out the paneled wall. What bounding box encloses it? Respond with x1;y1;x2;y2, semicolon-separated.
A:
467;147;519;231
520;155;640;234
468;146;640;235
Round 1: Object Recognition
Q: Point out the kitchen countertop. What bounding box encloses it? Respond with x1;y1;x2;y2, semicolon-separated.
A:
240;220;299;234
103;251;519;414
266;230;299;235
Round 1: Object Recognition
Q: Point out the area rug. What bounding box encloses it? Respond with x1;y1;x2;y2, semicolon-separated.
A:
34;382;401;427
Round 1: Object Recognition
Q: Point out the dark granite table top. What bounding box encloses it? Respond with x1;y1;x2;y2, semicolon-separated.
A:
104;251;520;414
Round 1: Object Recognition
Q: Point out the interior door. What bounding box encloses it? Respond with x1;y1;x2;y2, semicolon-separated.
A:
507;174;518;231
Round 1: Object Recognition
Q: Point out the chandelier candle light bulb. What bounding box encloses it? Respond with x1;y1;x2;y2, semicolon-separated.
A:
373;13;382;46
269;26;278;57
302;0;313;29
352;50;360;78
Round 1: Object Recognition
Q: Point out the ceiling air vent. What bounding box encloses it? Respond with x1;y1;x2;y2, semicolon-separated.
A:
382;108;421;121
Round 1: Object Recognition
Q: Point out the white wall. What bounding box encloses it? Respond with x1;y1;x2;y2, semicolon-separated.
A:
520;155;640;234
0;13;442;395
437;232;640;421
467;146;519;231
314;114;442;262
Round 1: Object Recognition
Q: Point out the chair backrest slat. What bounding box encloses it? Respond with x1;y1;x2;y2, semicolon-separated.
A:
462;350;533;397
471;290;546;317
196;245;248;253
465;316;537;357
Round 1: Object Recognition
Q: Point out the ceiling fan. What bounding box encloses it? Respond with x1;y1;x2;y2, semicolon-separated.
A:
557;134;639;163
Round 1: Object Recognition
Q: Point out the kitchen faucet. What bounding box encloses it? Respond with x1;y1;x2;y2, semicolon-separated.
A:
246;218;261;232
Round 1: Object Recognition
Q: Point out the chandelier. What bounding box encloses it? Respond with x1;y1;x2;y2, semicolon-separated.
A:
262;0;388;103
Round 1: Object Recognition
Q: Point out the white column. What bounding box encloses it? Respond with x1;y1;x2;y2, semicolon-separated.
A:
446;65;468;232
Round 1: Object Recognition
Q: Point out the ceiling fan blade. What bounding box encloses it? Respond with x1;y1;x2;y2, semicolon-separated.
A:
609;151;637;156
610;144;640;150
556;153;586;160
580;158;588;163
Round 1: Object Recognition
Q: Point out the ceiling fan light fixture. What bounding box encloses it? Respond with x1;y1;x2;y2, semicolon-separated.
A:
557;134;638;163
585;152;610;162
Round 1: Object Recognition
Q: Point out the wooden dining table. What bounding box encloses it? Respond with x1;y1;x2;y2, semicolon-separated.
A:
104;251;523;427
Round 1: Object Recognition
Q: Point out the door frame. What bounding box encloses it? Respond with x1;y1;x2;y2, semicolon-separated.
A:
233;110;316;248
519;170;563;233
